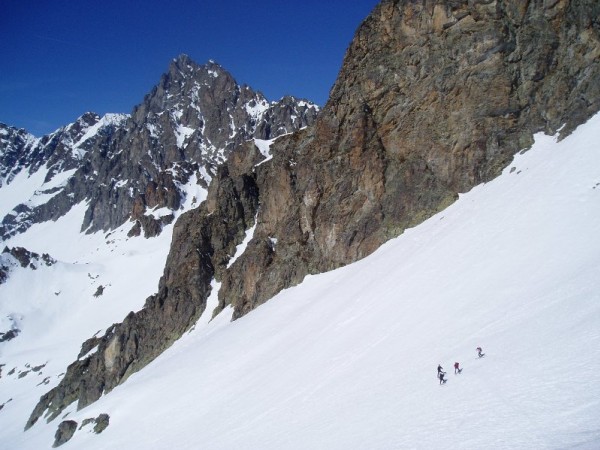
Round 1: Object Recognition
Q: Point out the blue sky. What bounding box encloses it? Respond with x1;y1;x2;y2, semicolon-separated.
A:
0;0;380;136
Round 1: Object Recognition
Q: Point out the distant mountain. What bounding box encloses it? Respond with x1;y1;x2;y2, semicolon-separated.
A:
0;55;319;240
0;112;128;188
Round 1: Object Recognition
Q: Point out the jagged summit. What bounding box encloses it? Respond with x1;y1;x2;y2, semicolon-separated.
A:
171;52;194;65
165;55;229;87
0;55;319;240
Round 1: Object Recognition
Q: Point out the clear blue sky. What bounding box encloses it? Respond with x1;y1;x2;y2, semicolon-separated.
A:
0;0;380;136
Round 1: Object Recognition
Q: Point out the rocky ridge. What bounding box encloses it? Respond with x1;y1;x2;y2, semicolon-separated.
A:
25;0;600;431
0;112;126;188
0;55;319;240
0;113;128;238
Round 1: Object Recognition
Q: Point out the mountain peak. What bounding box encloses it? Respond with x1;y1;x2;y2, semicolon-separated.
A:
1;55;319;240
165;55;232;88
168;54;226;78
204;58;222;69
67;112;100;132
168;53;198;77
173;53;192;64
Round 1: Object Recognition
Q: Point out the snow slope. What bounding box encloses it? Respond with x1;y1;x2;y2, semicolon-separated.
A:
0;174;210;446
2;114;600;449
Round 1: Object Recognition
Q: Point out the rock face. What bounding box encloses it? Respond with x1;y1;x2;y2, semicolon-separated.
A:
0;246;56;286
0;55;319;240
221;0;600;317
25;0;600;430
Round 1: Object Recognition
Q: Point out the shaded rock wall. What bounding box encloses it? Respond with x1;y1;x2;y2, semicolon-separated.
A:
220;0;600;317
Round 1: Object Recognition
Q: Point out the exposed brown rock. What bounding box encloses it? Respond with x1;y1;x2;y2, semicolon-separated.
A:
127;220;142;237
220;0;600;317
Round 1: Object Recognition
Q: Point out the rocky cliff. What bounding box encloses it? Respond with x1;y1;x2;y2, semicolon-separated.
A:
221;0;600;317
26;0;600;429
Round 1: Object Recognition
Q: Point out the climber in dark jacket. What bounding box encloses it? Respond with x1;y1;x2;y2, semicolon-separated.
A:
438;371;447;384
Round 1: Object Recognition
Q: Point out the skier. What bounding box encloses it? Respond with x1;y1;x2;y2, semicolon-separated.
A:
438;371;447;385
437;364;446;384
476;346;485;358
454;362;462;374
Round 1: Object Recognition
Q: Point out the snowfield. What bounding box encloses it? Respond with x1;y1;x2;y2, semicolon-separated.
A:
1;113;600;449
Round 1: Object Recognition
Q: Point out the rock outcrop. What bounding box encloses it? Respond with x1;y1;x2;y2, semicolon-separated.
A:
0;329;19;343
52;420;77;447
92;413;110;434
25;0;600;430
0;246;56;286
78;413;109;434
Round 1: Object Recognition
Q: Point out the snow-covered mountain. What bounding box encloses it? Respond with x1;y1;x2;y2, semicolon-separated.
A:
0;112;128;187
1;0;600;448
0;55;319;240
0;113;128;223
0;54;319;445
2;109;599;449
